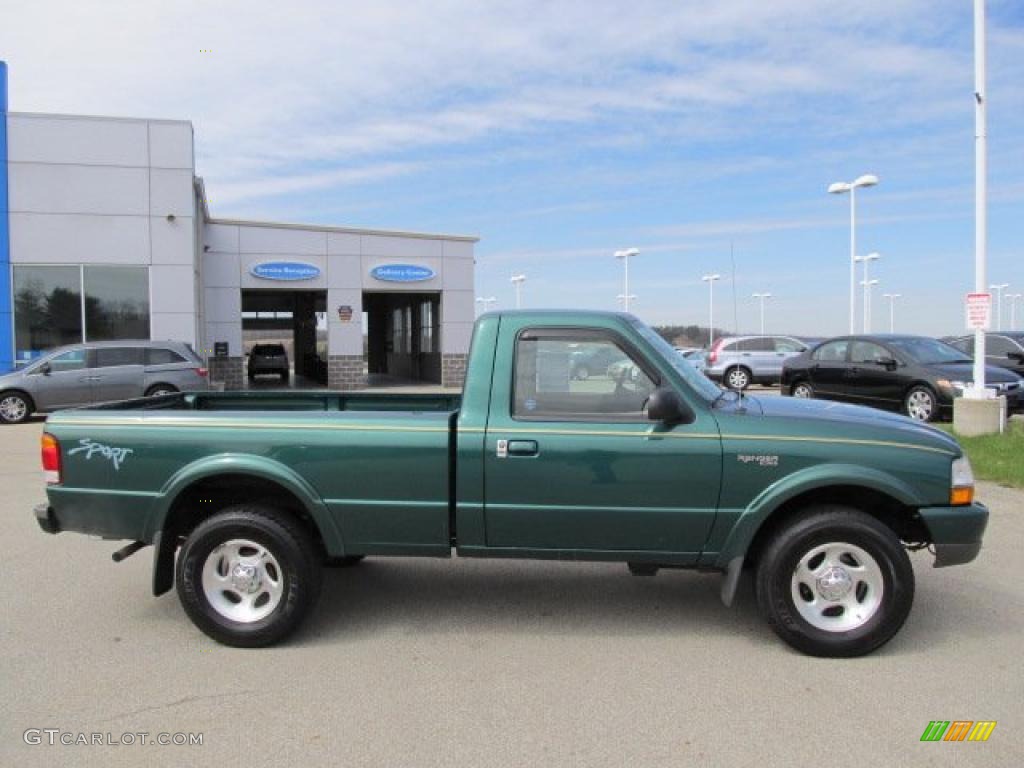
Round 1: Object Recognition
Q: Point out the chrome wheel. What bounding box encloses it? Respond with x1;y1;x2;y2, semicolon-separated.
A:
0;394;29;423
201;539;284;623
905;389;935;421
726;368;750;390
147;387;175;397
792;382;813;398
790;542;884;632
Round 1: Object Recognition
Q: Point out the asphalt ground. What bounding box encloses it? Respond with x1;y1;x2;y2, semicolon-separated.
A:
2;416;1021;767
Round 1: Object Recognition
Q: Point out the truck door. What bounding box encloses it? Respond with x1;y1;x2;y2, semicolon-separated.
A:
482;323;721;562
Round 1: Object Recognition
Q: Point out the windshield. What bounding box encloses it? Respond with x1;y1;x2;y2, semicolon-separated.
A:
887;337;973;365
629;318;721;401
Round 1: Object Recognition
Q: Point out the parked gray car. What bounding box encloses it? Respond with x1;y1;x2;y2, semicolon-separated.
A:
704;335;808;390
0;340;209;424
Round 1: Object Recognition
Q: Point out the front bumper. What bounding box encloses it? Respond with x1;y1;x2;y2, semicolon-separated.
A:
34;503;60;535
918;502;989;567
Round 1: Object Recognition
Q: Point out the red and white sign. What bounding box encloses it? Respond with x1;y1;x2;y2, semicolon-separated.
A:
965;292;992;331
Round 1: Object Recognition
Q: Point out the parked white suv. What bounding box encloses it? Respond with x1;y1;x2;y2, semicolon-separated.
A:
704;335;808;390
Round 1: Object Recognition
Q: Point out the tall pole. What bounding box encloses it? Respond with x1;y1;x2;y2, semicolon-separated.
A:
614;248;639;313
861;279;879;333
1007;293;1022;330
883;293;901;333
702;274;721;346
510;274;526;309
971;0;987;395
849;189;857;334
752;292;771;335
990;283;1008;330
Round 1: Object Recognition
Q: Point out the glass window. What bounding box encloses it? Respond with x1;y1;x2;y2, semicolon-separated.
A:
812;340;849;362
987;336;1016;356
146;347;186;365
887;338;971;365
44;348;87;372
514;333;656;420
849;341;890;364
773;337;805;353
93;347;143;368
950;337;973;355
13;266;83;359
83;266;149;342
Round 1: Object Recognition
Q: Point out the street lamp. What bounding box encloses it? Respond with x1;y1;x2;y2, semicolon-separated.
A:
990;282;1009;330
616;293;637;310
860;279;879;332
882;293;902;333
510;274;526;309
829;174;880;333
702;274;721;346
475;296;497;316
613;248;639;313
854;252;881;332
1006;293;1022;331
751;292;772;335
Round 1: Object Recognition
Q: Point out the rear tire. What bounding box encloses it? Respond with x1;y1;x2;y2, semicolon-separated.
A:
0;391;33;424
755;506;914;657
176;504;322;648
145;384;178;397
725;366;751;391
791;380;814;398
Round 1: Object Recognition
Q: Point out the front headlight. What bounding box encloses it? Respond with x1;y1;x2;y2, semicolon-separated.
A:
950;455;975;505
937;379;968;393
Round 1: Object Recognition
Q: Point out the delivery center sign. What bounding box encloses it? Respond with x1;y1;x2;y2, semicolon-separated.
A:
965;293;991;331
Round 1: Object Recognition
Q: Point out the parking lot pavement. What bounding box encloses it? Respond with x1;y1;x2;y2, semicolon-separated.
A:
2;419;1021;768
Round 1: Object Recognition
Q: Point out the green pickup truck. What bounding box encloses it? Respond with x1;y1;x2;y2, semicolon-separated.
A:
35;311;987;656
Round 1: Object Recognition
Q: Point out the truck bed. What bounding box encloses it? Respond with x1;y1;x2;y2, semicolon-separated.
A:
83;390;462;414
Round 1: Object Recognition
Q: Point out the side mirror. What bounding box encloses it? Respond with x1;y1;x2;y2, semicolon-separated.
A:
646;387;694;425
40;362;52;375
1007;352;1024;363
876;356;897;369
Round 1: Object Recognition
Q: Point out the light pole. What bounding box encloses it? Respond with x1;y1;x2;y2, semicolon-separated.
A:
616;294;637;310
751;292;772;335
1007;293;1022;330
854;252;881;332
829;174;880;333
882;293;902;333
702;274;721;346
510;274;526;309
475;296;496;316
614;248;639;313
860;279;879;332
990;282;1009;330
967;0;988;397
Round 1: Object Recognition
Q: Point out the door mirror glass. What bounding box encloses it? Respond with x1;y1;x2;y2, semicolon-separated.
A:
875;356;897;368
646;386;693;425
39;362;51;375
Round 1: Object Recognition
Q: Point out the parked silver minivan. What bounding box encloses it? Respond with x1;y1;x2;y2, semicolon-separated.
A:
704;335;808;390
0;340;209;424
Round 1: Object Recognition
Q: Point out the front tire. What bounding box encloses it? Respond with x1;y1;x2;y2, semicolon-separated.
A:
176;504;322;647
904;385;938;422
145;384;178;397
791;380;814;398
755;506;914;657
0;391;33;424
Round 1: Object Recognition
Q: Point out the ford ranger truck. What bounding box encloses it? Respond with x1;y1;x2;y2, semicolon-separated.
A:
34;311;988;656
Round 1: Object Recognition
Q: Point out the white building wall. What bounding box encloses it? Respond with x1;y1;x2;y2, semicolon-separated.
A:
5;113;197;346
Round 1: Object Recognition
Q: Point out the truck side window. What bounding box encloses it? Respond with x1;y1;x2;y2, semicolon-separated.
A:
514;332;656;420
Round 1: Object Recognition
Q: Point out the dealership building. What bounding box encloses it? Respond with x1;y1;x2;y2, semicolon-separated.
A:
0;63;477;389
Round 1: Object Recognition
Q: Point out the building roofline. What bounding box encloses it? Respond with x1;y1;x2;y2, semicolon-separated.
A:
6;110;193;127
206;216;480;243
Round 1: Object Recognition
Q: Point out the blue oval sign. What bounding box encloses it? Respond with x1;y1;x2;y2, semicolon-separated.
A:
370;264;436;282
250;262;321;281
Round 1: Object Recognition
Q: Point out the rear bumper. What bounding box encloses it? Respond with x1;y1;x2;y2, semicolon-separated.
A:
918;502;989;567
34;503;60;535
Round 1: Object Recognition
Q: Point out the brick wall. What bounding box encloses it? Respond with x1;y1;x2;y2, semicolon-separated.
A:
441;354;468;389
209;356;244;390
328;355;368;390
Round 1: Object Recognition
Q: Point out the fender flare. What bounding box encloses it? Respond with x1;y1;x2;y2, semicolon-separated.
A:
146;454;345;595
713;463;925;571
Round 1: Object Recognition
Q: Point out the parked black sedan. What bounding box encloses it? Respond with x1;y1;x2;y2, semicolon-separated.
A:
781;335;1023;422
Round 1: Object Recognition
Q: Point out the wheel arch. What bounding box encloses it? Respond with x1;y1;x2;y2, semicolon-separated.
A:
146;455;345;595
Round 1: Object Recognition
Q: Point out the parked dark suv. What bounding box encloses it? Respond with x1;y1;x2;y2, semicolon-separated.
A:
781;335;1023;422
948;332;1024;377
247;344;290;383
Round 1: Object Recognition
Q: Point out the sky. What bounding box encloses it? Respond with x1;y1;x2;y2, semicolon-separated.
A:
2;0;1022;336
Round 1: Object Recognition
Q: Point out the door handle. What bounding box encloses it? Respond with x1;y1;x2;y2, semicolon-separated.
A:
507;440;539;457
